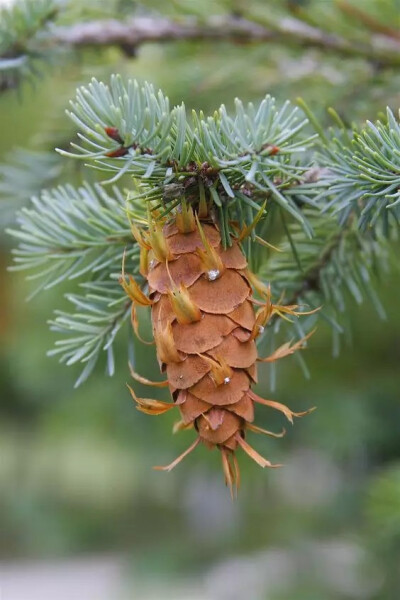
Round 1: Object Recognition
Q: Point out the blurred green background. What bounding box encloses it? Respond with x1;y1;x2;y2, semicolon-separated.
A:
0;1;400;598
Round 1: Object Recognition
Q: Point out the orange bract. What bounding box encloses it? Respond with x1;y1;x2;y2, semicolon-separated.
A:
123;215;314;496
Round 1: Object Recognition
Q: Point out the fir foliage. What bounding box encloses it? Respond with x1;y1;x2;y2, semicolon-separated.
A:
48;280;132;386
7;76;400;383
8;182;137;295
61;76;316;244
318;110;400;232
8;181;141;382
0;149;62;226
262;208;389;360
0;0;59;92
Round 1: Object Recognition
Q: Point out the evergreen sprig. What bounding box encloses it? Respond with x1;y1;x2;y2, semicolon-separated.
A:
0;0;59;92
8;182;140;295
61;76;316;245
48;280;132;386
192;96;317;234
8;181;143;383
9;76;398;385
0;149;62;226
59;76;180;181
318;109;400;232
258;207;389;371
264;209;388;318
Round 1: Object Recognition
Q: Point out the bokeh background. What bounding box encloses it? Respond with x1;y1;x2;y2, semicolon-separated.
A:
1;1;400;598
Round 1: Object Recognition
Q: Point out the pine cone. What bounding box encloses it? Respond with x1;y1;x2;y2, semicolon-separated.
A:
122;207;314;496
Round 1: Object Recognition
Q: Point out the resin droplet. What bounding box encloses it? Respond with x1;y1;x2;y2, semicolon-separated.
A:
224;377;231;385
207;269;220;281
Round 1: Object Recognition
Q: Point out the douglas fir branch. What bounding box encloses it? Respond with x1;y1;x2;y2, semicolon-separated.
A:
18;76;397;496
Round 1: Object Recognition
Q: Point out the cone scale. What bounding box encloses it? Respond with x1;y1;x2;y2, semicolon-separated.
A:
124;208;313;496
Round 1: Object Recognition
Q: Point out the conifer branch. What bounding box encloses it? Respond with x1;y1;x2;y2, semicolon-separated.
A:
8;183;140;294
3;2;400;95
51;15;400;67
264;209;388;321
336;1;400;41
0;0;59;93
257;205;388;381
48;280;132;386
318;108;400;232
9;75;399;384
0;149;62;226
8;181;143;383
62;76;316;240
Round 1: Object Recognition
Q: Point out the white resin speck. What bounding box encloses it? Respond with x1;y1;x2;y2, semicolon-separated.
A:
207;269;220;281
223;377;231;384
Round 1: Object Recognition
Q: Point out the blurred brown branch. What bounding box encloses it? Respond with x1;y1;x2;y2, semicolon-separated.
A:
336;1;400;41
52;14;400;66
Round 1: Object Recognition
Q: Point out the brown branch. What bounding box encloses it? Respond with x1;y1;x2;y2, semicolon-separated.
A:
53;15;273;46
51;15;400;67
336;1;400;41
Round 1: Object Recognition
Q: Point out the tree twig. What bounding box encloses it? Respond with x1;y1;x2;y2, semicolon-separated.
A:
336;1;400;41
52;14;400;67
